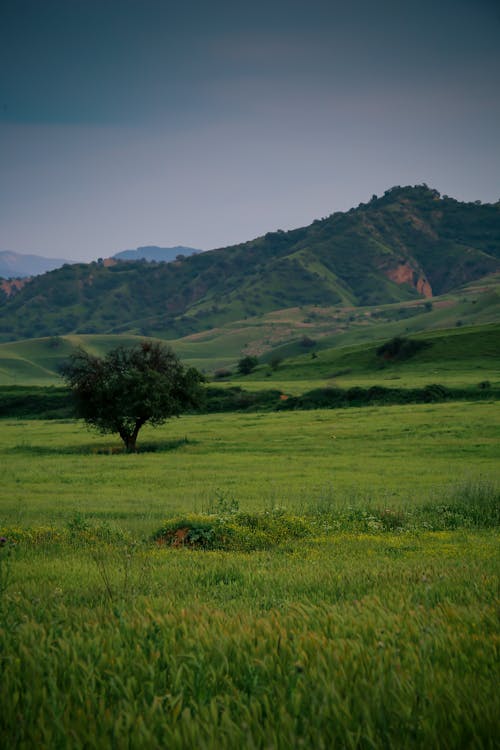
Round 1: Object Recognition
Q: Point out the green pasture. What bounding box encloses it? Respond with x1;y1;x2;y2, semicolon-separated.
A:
169;281;499;372
1;400;498;531
1;321;498;393
143;277;500;368
1;401;499;747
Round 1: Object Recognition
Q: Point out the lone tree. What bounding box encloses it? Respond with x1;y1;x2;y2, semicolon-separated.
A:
60;341;203;452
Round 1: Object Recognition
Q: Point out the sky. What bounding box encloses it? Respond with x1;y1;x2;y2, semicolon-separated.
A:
1;0;499;261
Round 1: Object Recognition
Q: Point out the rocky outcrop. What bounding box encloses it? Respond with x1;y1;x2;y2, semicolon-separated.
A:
0;277;31;297
385;264;433;298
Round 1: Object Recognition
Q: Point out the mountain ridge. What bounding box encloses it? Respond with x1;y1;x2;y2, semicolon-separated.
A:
0;250;74;279
1;185;499;342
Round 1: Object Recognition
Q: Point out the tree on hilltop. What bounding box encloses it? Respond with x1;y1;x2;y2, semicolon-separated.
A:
60;341;203;452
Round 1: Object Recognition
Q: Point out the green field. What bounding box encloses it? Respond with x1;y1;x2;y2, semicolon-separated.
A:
2;401;499;526
1;400;499;747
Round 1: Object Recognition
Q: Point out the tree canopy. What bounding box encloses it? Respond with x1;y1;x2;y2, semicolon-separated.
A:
60;341;203;451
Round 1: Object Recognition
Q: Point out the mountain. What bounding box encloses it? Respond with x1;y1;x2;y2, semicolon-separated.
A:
0;245;202;280
112;245;201;262
1;185;499;342
0;250;74;278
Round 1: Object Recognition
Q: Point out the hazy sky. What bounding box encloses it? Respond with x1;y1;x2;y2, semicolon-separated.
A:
1;0;499;260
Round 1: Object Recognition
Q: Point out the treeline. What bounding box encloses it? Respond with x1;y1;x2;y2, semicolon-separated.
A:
274;383;497;409
203;383;498;412
0;382;497;420
0;387;74;419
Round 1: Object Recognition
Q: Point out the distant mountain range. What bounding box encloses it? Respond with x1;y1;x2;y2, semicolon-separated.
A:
0;246;202;279
112;246;201;262
1;185;499;342
0;250;74;278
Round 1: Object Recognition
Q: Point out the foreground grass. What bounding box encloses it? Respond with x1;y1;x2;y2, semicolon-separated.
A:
0;528;498;748
1;403;498;747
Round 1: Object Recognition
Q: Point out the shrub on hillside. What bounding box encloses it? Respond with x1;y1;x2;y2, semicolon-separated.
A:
376;336;429;361
213;368;233;379
300;335;316;348
269;356;283;371
237;355;259;375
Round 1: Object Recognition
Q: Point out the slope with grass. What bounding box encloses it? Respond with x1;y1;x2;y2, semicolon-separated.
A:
1;319;498;403
0;278;499;387
1;185;499;342
0;333;155;385
245;323;500;390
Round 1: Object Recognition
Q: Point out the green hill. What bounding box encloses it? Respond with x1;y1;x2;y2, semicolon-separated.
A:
0;314;498;390
1;185;499;343
248;323;500;390
0;334;153;385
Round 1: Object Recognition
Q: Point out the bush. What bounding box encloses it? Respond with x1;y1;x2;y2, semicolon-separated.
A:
153;509;313;551
213;368;233;379
269;356;283;371
203;387;282;412
0;386;73;419
376;336;429;361
420;383;450;402
300;335;316;348
237;355;259;375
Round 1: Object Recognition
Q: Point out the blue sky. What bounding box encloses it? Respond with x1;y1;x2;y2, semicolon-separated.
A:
1;0;499;259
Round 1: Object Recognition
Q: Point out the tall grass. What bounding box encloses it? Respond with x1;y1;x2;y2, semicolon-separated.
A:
0;528;498;748
0;403;498;747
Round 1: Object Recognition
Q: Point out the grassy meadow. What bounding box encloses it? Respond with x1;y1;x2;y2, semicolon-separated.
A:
1;398;499;747
2;401;499;527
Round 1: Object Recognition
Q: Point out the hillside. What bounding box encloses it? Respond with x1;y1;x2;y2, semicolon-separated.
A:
165;273;500;370
251;323;500;389
1;309;498;390
0;185;499;342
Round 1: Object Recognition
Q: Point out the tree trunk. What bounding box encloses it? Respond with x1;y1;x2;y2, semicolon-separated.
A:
119;419;146;453
118;428;137;453
124;435;137;453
